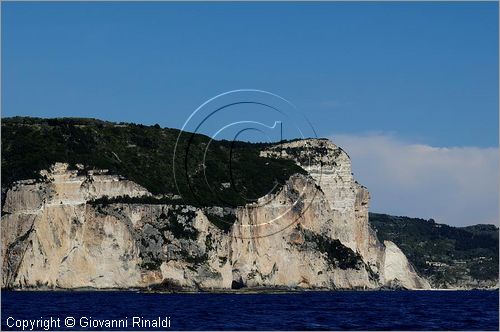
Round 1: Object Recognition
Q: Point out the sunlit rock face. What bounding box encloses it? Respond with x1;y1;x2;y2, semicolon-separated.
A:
2;140;430;290
230;174;379;290
259;139;429;289
383;241;430;290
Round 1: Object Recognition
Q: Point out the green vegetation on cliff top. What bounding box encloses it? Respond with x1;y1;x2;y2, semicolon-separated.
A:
370;213;499;287
3;117;497;285
1;116;305;207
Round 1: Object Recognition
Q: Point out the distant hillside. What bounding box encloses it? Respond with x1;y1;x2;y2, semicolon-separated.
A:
1;116;305;208
370;213;499;288
3;117;497;290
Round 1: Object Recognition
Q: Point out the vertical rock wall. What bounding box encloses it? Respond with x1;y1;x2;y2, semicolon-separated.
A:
2;139;430;290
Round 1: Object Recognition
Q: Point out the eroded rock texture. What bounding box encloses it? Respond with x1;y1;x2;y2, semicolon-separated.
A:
1;139;430;290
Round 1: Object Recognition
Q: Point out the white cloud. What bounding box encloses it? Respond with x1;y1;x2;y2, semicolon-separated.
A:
330;133;499;227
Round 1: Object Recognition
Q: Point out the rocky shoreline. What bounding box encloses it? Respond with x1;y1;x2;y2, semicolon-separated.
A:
2;138;429;290
3;285;498;293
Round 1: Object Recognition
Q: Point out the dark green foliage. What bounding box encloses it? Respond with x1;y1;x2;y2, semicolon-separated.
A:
302;229;364;270
2;117;305;208
164;207;198;240
369;213;499;286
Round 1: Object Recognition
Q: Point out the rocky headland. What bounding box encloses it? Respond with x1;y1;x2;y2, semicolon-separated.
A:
1;118;495;291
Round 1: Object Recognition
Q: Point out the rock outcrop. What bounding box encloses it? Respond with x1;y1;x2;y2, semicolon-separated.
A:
260;139;429;289
1;139;430;290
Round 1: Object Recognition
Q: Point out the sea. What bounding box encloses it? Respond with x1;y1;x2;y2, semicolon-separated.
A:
1;290;498;331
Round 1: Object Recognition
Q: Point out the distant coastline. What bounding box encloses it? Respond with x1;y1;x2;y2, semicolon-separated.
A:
1;118;497;292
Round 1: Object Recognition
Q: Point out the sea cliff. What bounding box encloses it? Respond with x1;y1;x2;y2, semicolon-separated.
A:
1;134;429;290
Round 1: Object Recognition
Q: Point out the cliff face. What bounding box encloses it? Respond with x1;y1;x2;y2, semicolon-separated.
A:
259;139;429;290
370;213;499;289
1;139;429;290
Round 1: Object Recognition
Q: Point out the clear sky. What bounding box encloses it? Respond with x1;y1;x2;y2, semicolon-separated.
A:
2;2;498;226
3;2;498;147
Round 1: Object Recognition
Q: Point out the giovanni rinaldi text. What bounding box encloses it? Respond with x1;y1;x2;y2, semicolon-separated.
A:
6;316;172;330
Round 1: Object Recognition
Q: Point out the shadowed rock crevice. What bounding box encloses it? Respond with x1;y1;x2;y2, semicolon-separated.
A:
1;120;432;290
299;229;364;270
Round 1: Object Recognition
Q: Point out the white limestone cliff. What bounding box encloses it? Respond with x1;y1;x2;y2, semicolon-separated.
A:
259;139;429;289
1;139;430;290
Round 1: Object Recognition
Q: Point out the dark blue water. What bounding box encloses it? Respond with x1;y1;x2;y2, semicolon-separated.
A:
2;290;498;330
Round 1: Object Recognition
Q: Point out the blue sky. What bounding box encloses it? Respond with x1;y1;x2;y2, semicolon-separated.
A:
2;2;498;225
3;2;498;147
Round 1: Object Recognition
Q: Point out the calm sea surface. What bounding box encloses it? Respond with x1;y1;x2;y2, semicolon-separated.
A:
2;290;498;330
